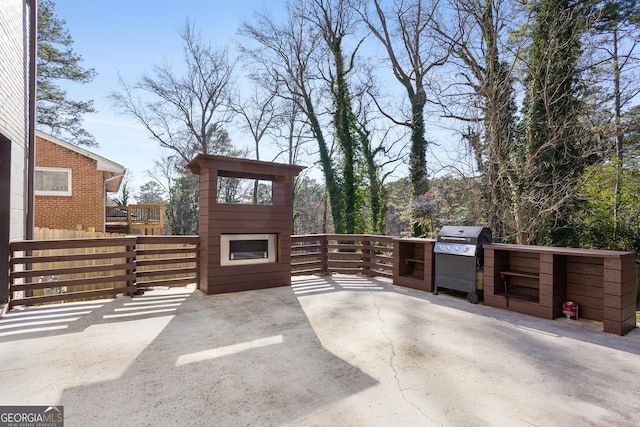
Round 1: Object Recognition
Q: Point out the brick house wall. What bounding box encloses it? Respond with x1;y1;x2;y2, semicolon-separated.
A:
35;135;107;232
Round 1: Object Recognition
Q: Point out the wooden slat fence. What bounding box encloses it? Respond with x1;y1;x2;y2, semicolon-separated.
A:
9;237;136;308
134;236;199;289
9;232;401;308
8;235;198;308
35;227;125;239
291;234;395;279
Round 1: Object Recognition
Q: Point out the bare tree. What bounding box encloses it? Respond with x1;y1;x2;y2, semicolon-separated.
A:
136;181;165;205
351;64;406;234
241;0;401;234
354;0;451;235
240;4;346;231
431;0;521;240
111;21;235;164
303;0;370;233
232;83;280;162
111;21;240;235
231;76;283;203
275;98;315;166
109;171;134;206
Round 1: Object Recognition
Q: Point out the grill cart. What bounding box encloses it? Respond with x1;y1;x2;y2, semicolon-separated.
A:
433;226;492;304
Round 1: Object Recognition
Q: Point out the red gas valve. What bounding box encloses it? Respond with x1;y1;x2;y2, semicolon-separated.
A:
562;301;578;320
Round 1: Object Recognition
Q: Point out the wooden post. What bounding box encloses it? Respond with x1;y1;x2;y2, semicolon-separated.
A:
320;237;329;276
603;254;637;335
127;238;138;296
0;134;10;306
362;238;372;276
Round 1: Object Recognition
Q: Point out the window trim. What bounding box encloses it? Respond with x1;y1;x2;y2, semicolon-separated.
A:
35;166;72;196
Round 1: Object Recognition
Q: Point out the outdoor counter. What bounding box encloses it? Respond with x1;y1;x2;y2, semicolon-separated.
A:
483;243;637;335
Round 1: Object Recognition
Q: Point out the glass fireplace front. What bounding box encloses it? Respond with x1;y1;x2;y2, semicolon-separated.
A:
220;233;277;266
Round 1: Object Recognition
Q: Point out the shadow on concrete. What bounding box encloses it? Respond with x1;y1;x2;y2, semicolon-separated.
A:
0;288;195;342
3;274;637;356
2;276;639;425
57;285;379;426
292;274;640;356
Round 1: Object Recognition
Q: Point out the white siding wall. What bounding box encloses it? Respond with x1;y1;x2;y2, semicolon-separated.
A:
0;1;31;241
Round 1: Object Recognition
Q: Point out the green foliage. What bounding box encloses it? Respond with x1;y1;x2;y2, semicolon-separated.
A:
136;181;165;205
166;174;199;235
110;173;132;206
565;163;640;258
384;178;411;237
385;176;486;238
593;0;640;30
521;0;584;164
37;0;96;146
325;17;365;235
293;177;327;235
408;190;441;237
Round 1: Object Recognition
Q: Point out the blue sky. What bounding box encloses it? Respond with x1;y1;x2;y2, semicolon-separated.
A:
52;0;465;196
53;0;285;193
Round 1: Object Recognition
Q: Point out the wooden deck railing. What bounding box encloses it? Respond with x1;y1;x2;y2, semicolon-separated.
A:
291;234;395;279
105;204;164;235
134;236;199;289
8;233;395;308
8;236;198;308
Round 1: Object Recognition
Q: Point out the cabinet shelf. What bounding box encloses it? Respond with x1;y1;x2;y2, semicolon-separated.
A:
393;238;435;292
500;269;539;280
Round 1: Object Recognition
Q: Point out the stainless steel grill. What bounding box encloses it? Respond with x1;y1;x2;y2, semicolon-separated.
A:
433;226;492;303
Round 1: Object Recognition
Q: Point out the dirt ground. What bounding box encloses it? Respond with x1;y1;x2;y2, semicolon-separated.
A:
1;274;639;426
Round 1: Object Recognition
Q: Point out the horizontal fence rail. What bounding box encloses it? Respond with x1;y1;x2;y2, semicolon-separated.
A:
134;236;199;289
291;234;395;279
9;233;400;308
8;236;198;308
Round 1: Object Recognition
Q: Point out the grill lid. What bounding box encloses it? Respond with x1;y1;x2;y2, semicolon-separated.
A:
436;226;492;245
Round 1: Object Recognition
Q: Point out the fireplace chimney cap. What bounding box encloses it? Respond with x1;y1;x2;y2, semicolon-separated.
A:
187;154;305;180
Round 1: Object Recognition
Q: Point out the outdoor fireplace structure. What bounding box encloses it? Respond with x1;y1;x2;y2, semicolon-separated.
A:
186;154;304;294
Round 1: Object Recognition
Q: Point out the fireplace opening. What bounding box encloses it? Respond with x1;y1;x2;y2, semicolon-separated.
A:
221;233;277;266
230;239;268;260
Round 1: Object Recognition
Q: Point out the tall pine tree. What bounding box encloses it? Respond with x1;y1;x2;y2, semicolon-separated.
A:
37;0;97;146
514;0;595;244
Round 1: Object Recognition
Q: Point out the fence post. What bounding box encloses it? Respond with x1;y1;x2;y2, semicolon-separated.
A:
2;243;13;312
127;237;139;296
362;237;372;276
320;237;329;275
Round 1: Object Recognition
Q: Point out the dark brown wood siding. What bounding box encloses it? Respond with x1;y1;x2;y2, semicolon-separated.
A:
484;244;637;335
188;155;304;295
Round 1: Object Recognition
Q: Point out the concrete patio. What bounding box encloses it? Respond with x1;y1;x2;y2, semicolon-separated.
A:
1;274;639;426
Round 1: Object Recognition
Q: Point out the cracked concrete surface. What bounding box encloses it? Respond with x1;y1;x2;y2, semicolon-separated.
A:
1;274;639;426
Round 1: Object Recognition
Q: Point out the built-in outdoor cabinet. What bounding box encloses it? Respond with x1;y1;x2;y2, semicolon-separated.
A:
393;238;435;292
492;250;542;304
484;244;637;336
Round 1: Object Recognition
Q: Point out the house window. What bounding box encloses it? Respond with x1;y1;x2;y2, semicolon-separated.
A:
35;167;72;196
